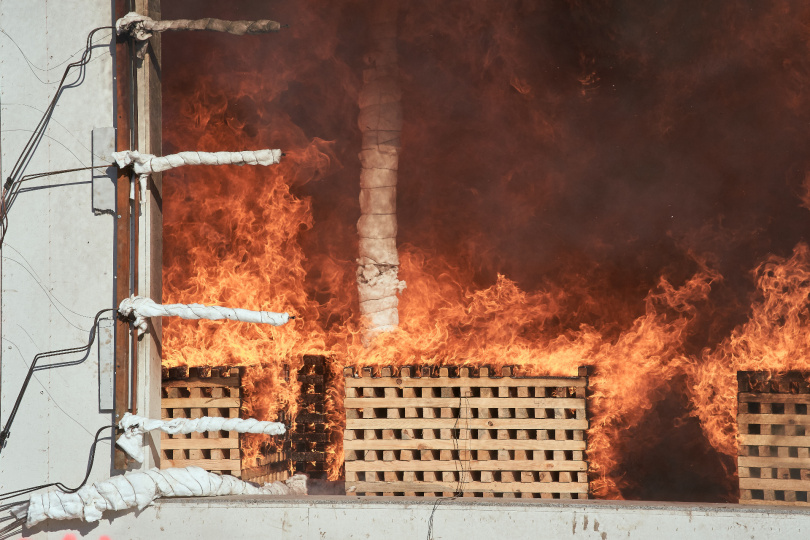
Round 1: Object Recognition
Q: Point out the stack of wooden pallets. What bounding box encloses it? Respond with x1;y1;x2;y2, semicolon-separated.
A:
160;366;243;477
241;450;291;484
738;371;810;505
292;355;329;479
343;365;590;498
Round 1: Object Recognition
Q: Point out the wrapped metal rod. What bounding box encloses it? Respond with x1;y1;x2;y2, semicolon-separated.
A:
116;12;283;57
113;149;282;176
117;412;286;463
11;467;307;527
112;149;282;201
356;1;406;345
118;295;291;335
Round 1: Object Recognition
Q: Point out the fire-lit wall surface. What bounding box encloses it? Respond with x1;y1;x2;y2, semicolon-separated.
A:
163;0;810;502
0;0;119;521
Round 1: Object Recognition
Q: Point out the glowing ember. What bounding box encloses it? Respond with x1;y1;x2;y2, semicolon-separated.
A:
161;0;810;500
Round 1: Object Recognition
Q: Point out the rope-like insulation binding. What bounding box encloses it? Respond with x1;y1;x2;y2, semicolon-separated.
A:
118;295;290;335
112;149;282;203
11;467;307;527
356;1;406;345
116;12;283;57
112;149;282;176
117;412;286;463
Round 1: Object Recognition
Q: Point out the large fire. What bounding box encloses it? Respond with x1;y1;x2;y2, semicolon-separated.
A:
161;0;810;501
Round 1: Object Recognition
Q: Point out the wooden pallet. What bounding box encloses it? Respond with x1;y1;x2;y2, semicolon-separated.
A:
161;366;243;477
293;355;329;479
738;371;810;505
241;448;291;484
344;365;590;498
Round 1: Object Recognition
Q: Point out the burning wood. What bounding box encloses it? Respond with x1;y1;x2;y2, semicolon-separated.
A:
161;367;245;477
118;295;291;335
356;1;406;344
343;364;590;498
292;355;329;478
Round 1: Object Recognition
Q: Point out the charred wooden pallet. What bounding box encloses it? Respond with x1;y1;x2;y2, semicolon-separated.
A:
343;365;590;498
241;447;291;484
738;371;810;506
292;355;329;479
161;366;243;477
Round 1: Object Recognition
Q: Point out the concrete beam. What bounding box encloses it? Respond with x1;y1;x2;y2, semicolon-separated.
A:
24;496;810;539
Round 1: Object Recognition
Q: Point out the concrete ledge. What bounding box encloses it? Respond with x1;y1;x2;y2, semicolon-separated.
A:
24;496;810;539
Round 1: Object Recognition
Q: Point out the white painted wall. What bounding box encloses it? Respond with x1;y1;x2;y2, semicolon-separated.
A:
24;496;810;540
0;0;117;499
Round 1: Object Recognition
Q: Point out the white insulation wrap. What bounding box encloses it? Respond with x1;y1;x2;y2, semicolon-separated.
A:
356;1;406;345
118;295;290;335
11;467;307;527
116;13;283;58
117;412;286;463
113;149;281;203
116;12;282;40
112;149;282;176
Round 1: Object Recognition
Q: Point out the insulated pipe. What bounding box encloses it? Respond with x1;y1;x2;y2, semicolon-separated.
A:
112;149;282;176
112;149;282;201
356;0;406;345
117;412;286;463
12;467;307;527
118;295;291;335
116;12;284;57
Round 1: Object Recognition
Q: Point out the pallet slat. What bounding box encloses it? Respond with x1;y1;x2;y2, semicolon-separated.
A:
161;438;241;450
345;459;587;472
738;456;810;468
346;419;588;430
740;393;810;404
344;397;585;408
162;458;241;471
348;481;588;494
161;397;240;408
345;377;586;388
343;439;587;451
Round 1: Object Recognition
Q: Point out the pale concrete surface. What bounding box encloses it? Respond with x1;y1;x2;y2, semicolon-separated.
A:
0;0;118;494
17;496;810;539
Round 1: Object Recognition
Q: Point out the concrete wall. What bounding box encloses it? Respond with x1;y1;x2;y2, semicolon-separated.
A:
0;0;118;498
24;496;810;540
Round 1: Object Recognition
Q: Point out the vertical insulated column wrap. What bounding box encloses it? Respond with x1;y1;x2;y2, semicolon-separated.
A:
357;1;406;344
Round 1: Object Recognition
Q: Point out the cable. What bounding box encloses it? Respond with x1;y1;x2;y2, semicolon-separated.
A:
0;27;112;84
1;165;109;238
0;424;113;503
0;25;114;247
1;165;110;246
426;390;470;540
0;309;114;455
0;424;112;538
